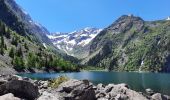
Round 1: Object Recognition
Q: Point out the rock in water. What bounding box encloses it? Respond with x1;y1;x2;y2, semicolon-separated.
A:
0;80;39;100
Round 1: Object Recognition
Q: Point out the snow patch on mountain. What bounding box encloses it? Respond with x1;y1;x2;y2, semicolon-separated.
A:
77;38;92;46
67;40;76;45
43;43;47;49
47;27;102;57
47;34;68;39
166;16;170;21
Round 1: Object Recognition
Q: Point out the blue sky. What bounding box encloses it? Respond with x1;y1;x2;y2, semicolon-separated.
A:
15;0;170;33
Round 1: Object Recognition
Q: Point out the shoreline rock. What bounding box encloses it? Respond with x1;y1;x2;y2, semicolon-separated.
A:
0;75;170;100
0;93;21;100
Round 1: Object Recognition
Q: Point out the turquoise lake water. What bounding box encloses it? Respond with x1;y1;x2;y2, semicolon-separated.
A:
19;71;170;95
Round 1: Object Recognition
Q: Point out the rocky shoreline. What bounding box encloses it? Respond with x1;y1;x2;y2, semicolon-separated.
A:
0;75;170;100
0;67;60;75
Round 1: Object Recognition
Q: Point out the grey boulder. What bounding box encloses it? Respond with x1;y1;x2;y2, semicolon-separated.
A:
0;93;21;100
151;93;170;100
0;80;39;100
57;79;96;100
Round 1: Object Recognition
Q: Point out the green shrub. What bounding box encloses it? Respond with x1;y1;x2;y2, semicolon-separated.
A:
49;76;69;88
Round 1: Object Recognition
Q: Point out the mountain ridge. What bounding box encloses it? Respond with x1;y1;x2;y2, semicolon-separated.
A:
82;15;170;72
0;0;51;45
47;27;102;59
0;0;80;74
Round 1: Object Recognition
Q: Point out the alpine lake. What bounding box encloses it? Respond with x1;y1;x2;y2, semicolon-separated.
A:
19;71;170;95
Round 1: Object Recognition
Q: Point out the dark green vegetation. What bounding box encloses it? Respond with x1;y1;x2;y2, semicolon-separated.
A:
83;15;170;72
0;0;79;72
82;66;105;71
0;20;79;72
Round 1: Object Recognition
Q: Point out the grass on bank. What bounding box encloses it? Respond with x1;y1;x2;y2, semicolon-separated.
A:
49;76;69;88
82;66;106;71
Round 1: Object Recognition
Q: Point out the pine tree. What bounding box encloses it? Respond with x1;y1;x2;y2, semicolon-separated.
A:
27;52;37;68
1;35;4;47
49;54;53;67
53;58;59;67
11;37;18;46
0;46;4;55
13;56;25;71
9;47;15;58
0;23;6;36
0;21;2;35
4;44;7;50
45;54;49;68
16;46;23;57
6;28;11;39
0;36;4;55
0;21;2;27
24;43;29;50
2;24;6;35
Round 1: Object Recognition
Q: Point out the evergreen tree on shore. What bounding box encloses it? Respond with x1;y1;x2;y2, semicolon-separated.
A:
0;36;4;55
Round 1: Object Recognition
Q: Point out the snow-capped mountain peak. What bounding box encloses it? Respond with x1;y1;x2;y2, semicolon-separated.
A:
166;16;170;20
47;27;102;58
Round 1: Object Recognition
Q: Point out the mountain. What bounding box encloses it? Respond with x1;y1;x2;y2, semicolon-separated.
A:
0;0;79;59
0;0;79;74
47;27;102;59
82;15;170;72
0;0;53;47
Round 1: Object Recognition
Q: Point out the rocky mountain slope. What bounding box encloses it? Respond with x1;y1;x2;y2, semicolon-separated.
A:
0;0;52;46
0;0;79;74
47;27;102;59
83;15;170;72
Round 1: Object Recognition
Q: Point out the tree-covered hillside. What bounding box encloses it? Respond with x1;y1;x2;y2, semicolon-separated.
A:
0;20;79;72
0;0;80;73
